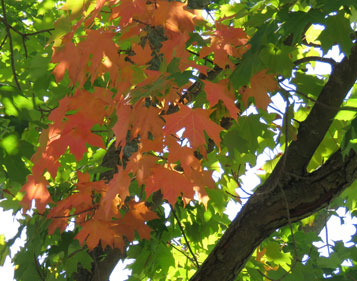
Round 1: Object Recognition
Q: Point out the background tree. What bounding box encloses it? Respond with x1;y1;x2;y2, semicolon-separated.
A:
0;0;357;280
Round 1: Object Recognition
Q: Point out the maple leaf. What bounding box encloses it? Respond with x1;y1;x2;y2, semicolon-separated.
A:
70;88;114;123
48;96;72;124
81;29;122;85
144;166;195;205
240;70;278;109
131;43;152;65
164;104;222;149
113;98;132;147
47;172;107;233
200;23;249;68
52;36;82;85
50;113;104;161
126;152;159;186
131;101;165;140
101;167;131;218
161;33;190;65
203;80;240;120
166;136;201;176
111;201;158;241
50;88;114;126
48;209;70;235
75;218;123;251
151;0;203;35
191;169;216;208
110;0;147;26
21;175;52;213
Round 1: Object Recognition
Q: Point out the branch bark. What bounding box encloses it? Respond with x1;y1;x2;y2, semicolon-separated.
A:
190;44;357;281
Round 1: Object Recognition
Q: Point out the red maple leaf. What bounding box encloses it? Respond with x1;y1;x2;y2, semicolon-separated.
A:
21;175;52;214
151;0;203;35
75;218;123;251
203;80;240;120
164;104;222;149
240;70;278;109
144;165;195;205
200;23;249;68
112;201;158;241
131;43;152;65
166;136;201;176
50;113;104;161
101;167;131;218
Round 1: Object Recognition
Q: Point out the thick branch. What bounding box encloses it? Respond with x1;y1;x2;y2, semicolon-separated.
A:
191;149;357;281
190;44;357;281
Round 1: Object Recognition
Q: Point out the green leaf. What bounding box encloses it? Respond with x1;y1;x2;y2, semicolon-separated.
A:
318;13;354;55
0;235;10;266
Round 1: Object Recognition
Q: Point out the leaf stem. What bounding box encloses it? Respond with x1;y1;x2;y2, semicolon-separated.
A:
48;207;96;219
170;204;200;268
167;241;198;265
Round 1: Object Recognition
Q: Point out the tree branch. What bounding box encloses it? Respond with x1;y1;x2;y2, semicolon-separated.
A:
1;0;21;91
190;44;357;281
293;56;337;66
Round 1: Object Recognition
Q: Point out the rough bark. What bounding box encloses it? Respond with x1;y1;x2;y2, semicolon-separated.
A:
190;44;357;281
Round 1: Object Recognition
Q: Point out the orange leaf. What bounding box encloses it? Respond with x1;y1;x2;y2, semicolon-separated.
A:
21;175;52;214
144;166;195;205
191;169;216;208
101;167;131;218
164;104;222;149
75;218;123;251
50;113;104;161
203;80;240;120
131;102;165;140
52;37;82;85
113;99;131;146
161;33;190;64
112;201;158;241
166;136;201;176
131;43;152;65
126;152;159;186
151;1;202;34
200;24;249;68
240;70;278;109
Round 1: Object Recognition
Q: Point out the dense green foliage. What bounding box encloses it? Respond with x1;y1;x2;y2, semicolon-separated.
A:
0;0;357;280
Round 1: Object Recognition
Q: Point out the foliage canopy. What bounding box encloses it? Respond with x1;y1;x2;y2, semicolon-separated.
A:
0;0;357;280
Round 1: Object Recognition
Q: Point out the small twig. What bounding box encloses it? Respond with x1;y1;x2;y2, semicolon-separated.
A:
324;219;330;255
0;15;53;58
132;18;150;26
238;186;253;197
33;254;46;281
293;56;336;67
47;207;96;219
1;0;21;91
279;81;357;112
0;34;7;49
301;39;321;48
225;190;245;200
187;49;215;65
268;104;301;124
167;241;198;265
24;28;54;37
170;204;200;268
